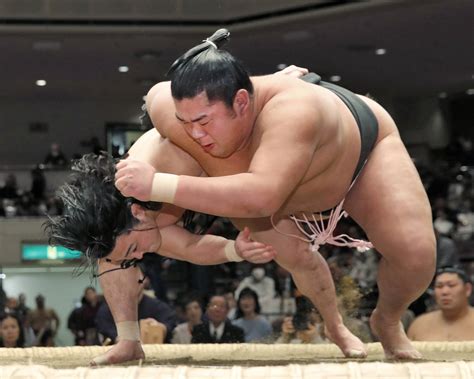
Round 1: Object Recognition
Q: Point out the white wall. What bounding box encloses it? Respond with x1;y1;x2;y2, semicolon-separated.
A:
2;266;102;347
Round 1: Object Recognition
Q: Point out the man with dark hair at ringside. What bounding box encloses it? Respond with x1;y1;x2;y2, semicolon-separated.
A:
408;267;474;341
115;29;435;360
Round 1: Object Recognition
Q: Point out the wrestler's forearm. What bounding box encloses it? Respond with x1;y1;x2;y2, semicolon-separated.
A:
98;259;141;323
159;226;241;264
172;173;281;218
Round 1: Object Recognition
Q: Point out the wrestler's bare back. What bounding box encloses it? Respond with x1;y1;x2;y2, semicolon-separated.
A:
147;75;394;220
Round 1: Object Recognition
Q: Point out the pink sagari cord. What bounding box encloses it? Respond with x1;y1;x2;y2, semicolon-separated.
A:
271;199;373;253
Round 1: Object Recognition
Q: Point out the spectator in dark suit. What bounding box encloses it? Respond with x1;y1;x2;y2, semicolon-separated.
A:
191;295;244;343
43;143;67;166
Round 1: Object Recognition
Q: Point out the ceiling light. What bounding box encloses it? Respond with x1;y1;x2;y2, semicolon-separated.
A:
36;80;47;87
466;89;474;95
118;66;129;73
329;75;341;82
375;48;387;55
277;63;287;70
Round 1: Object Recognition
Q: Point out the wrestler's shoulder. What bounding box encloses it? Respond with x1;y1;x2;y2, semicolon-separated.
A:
257;83;326;132
146;81;171;104
412;310;441;325
146;81;176;135
261;77;330;112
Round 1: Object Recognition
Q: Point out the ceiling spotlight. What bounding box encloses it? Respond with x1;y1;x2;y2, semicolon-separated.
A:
118;66;129;73
36;79;47;87
329;75;341;82
466;88;474;95
277;63;287;70
375;48;387;55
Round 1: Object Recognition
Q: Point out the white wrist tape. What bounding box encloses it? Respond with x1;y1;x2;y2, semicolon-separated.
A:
225;241;244;262
150;173;179;203
116;321;140;341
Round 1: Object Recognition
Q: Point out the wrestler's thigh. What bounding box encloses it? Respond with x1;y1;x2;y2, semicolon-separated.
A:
344;133;435;257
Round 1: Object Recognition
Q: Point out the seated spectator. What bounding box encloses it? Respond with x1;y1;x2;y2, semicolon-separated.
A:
235;266;276;313
273;266;296;299
408;266;474;341
191;295;244;344
27;294;60;347
275;297;326;344
455;199;474;241
30;165;46;201
95;277;177;344
0;174;20;199
433;208;455;237
43;142;67;166
68;287;102;345
0;288;6;318
0;314;25;348
5;297;19;316
172;297;203;344
232;287;272;342
223;291;237;321
435;230;460;269
16;294;30;324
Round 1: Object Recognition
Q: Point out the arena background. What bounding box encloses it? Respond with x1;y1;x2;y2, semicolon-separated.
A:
0;0;473;347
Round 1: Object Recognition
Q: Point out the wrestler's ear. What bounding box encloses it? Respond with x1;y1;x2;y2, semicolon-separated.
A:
233;89;250;116
130;203;147;221
465;282;472;298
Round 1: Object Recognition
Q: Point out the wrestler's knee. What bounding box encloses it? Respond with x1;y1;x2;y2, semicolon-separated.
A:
279;248;322;274
393;230;436;275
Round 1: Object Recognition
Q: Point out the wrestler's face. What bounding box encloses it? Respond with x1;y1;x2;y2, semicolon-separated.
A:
174;91;251;158
434;273;471;311
107;205;162;263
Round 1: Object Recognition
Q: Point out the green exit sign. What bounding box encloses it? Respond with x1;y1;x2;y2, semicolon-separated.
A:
22;244;81;261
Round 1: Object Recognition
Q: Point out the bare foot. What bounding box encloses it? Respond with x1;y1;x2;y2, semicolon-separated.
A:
324;324;367;358
370;309;422;360
90;340;145;366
